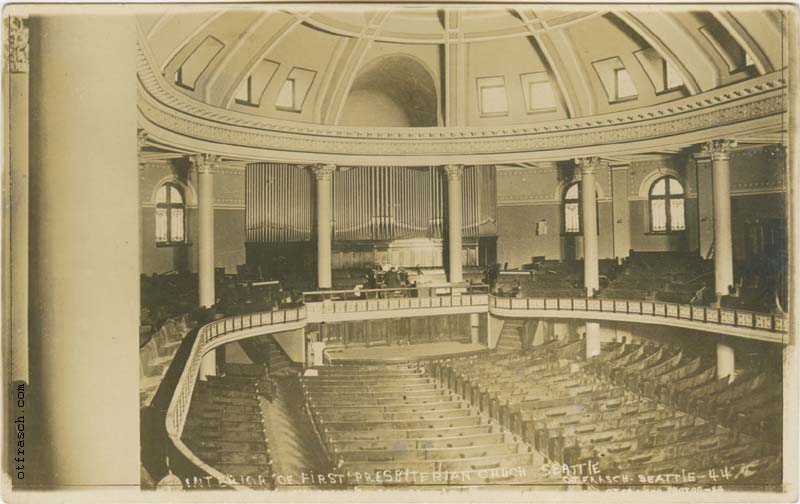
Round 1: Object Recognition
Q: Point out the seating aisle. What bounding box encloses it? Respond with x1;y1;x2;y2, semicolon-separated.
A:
260;376;332;488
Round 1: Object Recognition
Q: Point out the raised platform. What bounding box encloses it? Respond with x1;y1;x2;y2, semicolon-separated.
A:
325;341;489;364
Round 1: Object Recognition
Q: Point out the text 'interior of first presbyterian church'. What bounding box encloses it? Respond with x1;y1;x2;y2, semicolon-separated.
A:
3;4;797;497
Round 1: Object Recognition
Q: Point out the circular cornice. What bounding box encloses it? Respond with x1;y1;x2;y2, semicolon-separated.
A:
302;10;604;44
138;43;786;165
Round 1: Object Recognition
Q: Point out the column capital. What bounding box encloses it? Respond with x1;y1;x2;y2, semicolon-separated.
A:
313;163;336;180
8;16;29;74
574;157;605;175
190;153;220;174
137;128;149;154
701;139;738;161
443;164;463;181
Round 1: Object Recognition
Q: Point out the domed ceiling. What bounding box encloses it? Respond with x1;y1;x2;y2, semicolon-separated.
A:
137;7;784;131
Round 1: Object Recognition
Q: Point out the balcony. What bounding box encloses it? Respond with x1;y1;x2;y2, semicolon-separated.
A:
490;296;789;344
303;284;491;323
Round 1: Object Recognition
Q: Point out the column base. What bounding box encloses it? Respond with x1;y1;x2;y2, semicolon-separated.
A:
716;342;735;383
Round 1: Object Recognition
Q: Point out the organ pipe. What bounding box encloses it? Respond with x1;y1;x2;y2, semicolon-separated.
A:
245;163;313;243
245;163;496;243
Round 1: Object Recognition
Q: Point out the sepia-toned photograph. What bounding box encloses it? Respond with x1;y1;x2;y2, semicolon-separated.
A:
2;2;799;502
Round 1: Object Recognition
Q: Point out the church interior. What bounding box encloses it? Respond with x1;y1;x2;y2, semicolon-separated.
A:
5;4;795;495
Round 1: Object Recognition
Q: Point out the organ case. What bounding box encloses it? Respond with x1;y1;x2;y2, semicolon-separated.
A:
245;163;497;269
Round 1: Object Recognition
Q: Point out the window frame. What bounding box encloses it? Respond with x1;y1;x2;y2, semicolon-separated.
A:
155;182;188;247
648;175;686;234
234;75;254;106
274;67;317;113
613;67;638;102
520;72;558;114
698;25;757;74
174;66;191;90
275;77;297;111
477;76;509;117
662;59;683;92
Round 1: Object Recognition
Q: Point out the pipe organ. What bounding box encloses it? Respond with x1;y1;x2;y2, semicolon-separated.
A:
245;163;313;243
246;164;496;243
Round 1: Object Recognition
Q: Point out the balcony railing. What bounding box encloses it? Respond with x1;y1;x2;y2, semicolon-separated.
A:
303;284;490;319
303;283;490;302
162;287;789;487
164;306;306;489
489;296;788;335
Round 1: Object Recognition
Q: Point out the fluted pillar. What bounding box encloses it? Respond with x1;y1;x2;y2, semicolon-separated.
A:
191;154;219;308
576;157;601;296
8;16;29;383
314;164;335;289
716;341;735;383
444;165;464;283
27;12;139;486
703;140;736;297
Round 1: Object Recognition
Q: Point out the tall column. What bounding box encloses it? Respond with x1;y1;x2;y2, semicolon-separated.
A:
444;165;464;283
585;321;601;359
716;341;735;383
575;157;601;296
27;12;139;486
314;164;335;289
191;153;218;308
703;139;737;297
199;348;217;381
8;16;29;383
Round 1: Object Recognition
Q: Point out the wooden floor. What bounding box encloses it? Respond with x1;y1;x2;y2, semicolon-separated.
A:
327;341;489;364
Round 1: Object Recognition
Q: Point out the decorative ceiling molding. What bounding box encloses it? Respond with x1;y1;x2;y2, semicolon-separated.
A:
613;12;700;95
218;14;309;108
138;41;786;165
300;10;602;45
514;8;578;117
202;11;272;104
621;12;718;93
327;11;392;125
713;11;780;74
497;165;560;175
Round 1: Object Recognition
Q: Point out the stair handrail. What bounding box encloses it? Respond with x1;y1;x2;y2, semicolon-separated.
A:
164;306;307;489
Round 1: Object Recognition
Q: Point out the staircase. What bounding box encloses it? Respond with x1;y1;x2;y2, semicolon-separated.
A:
265;337;293;376
495;319;525;353
239;335;296;377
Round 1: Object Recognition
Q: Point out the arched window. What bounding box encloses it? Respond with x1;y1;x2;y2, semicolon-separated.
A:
155;182;186;245
563;182;581;234
649;176;686;233
563;182;599;235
